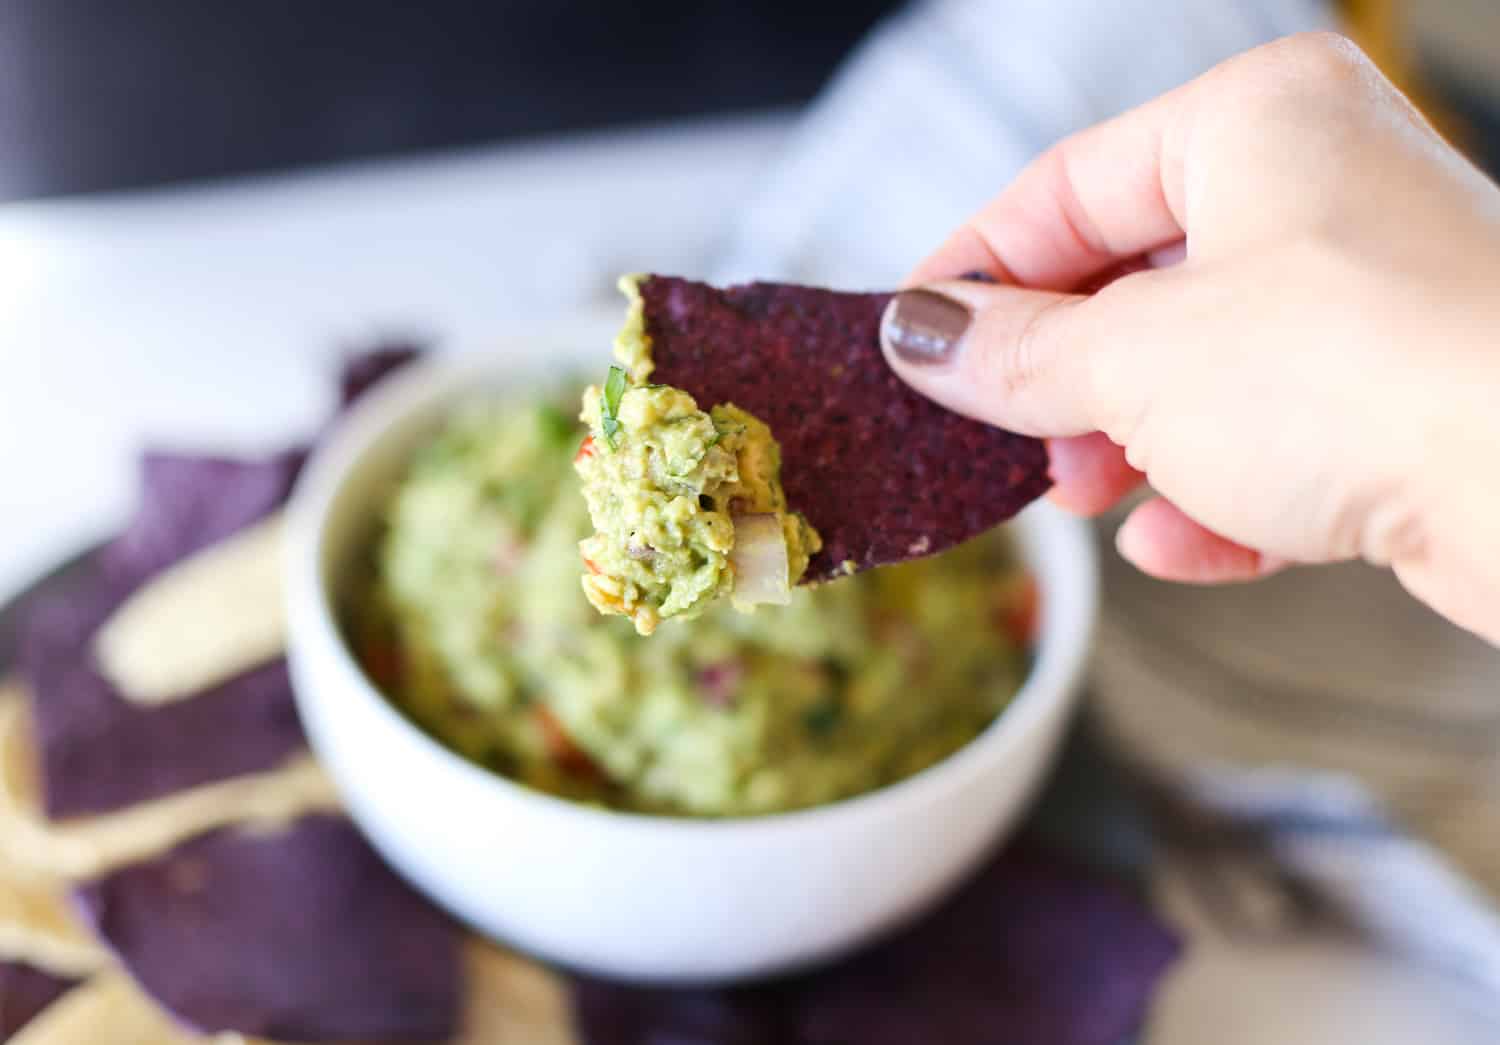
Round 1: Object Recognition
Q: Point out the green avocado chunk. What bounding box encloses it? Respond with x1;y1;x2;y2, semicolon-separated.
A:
575;367;820;636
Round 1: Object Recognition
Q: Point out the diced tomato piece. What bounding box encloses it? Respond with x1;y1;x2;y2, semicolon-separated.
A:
534;706;599;778
574;436;596;463
1000;574;1040;646
361;639;402;689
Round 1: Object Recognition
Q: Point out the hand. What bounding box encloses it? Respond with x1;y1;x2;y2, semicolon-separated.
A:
879;33;1500;644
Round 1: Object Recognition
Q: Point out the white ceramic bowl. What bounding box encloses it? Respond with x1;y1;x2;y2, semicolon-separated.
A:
285;316;1098;984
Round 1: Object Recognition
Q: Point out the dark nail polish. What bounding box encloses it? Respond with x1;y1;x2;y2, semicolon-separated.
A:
881;289;972;366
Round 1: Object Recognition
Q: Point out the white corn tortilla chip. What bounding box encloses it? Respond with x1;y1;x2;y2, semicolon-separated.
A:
93;513;286;706
456;939;576;1045
0;691;338;881
0;862;109;978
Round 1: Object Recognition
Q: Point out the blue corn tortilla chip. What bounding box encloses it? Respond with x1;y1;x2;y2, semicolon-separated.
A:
338;341;426;409
572;843;1181;1045
75;815;463;1042
19;347;424;820
19;450;305;819
632;276;1052;582
19;541;304;819
20;584;303;818
0;961;78;1038
100;450;305;584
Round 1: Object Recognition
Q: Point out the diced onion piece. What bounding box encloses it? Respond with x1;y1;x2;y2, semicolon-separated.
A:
729;514;791;607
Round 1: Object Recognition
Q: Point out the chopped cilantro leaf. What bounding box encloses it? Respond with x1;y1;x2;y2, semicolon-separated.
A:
600;365;628;449
803;698;843;738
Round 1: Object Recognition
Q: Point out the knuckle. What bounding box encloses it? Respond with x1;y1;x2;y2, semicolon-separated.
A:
1279;31;1375;88
1319;476;1427;567
1221;32;1376;121
987;296;1070;401
1077;273;1156;443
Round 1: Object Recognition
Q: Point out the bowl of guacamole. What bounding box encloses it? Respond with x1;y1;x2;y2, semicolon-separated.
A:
285;324;1097;981
345;386;1035;817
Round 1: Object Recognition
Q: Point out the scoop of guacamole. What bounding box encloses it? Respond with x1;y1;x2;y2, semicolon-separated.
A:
575;369;820;635
348;391;1035;817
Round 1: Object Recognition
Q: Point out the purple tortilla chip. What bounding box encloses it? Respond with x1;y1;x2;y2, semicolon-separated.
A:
99;336;420;585
0;961;78;1037
634;276;1052;581
338;341;426;409
572;844;1180;1045
75;815;462;1042
21;578;303;817
100;450;304;584
20;345;425;819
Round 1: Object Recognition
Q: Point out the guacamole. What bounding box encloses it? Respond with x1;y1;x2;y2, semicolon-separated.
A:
575;370;821;635
349;392;1034;817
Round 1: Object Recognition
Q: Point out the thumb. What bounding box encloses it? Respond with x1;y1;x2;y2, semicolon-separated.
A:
879;279;1106;437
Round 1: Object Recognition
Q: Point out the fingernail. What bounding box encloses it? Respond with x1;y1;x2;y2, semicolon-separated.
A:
880;288;972;367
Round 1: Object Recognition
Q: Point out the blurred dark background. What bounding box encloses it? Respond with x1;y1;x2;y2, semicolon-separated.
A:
0;0;901;200
0;0;1495;202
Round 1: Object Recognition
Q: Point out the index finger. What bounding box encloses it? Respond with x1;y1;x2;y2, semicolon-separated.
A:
907;73;1196;292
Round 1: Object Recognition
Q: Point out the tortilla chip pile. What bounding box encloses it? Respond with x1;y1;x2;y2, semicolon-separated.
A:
24;453;307;819
1;341;1176;1044
574;848;1180;1045
631;276;1053;581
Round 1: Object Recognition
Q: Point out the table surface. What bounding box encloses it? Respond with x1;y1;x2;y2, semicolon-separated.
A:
0;113;792;602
